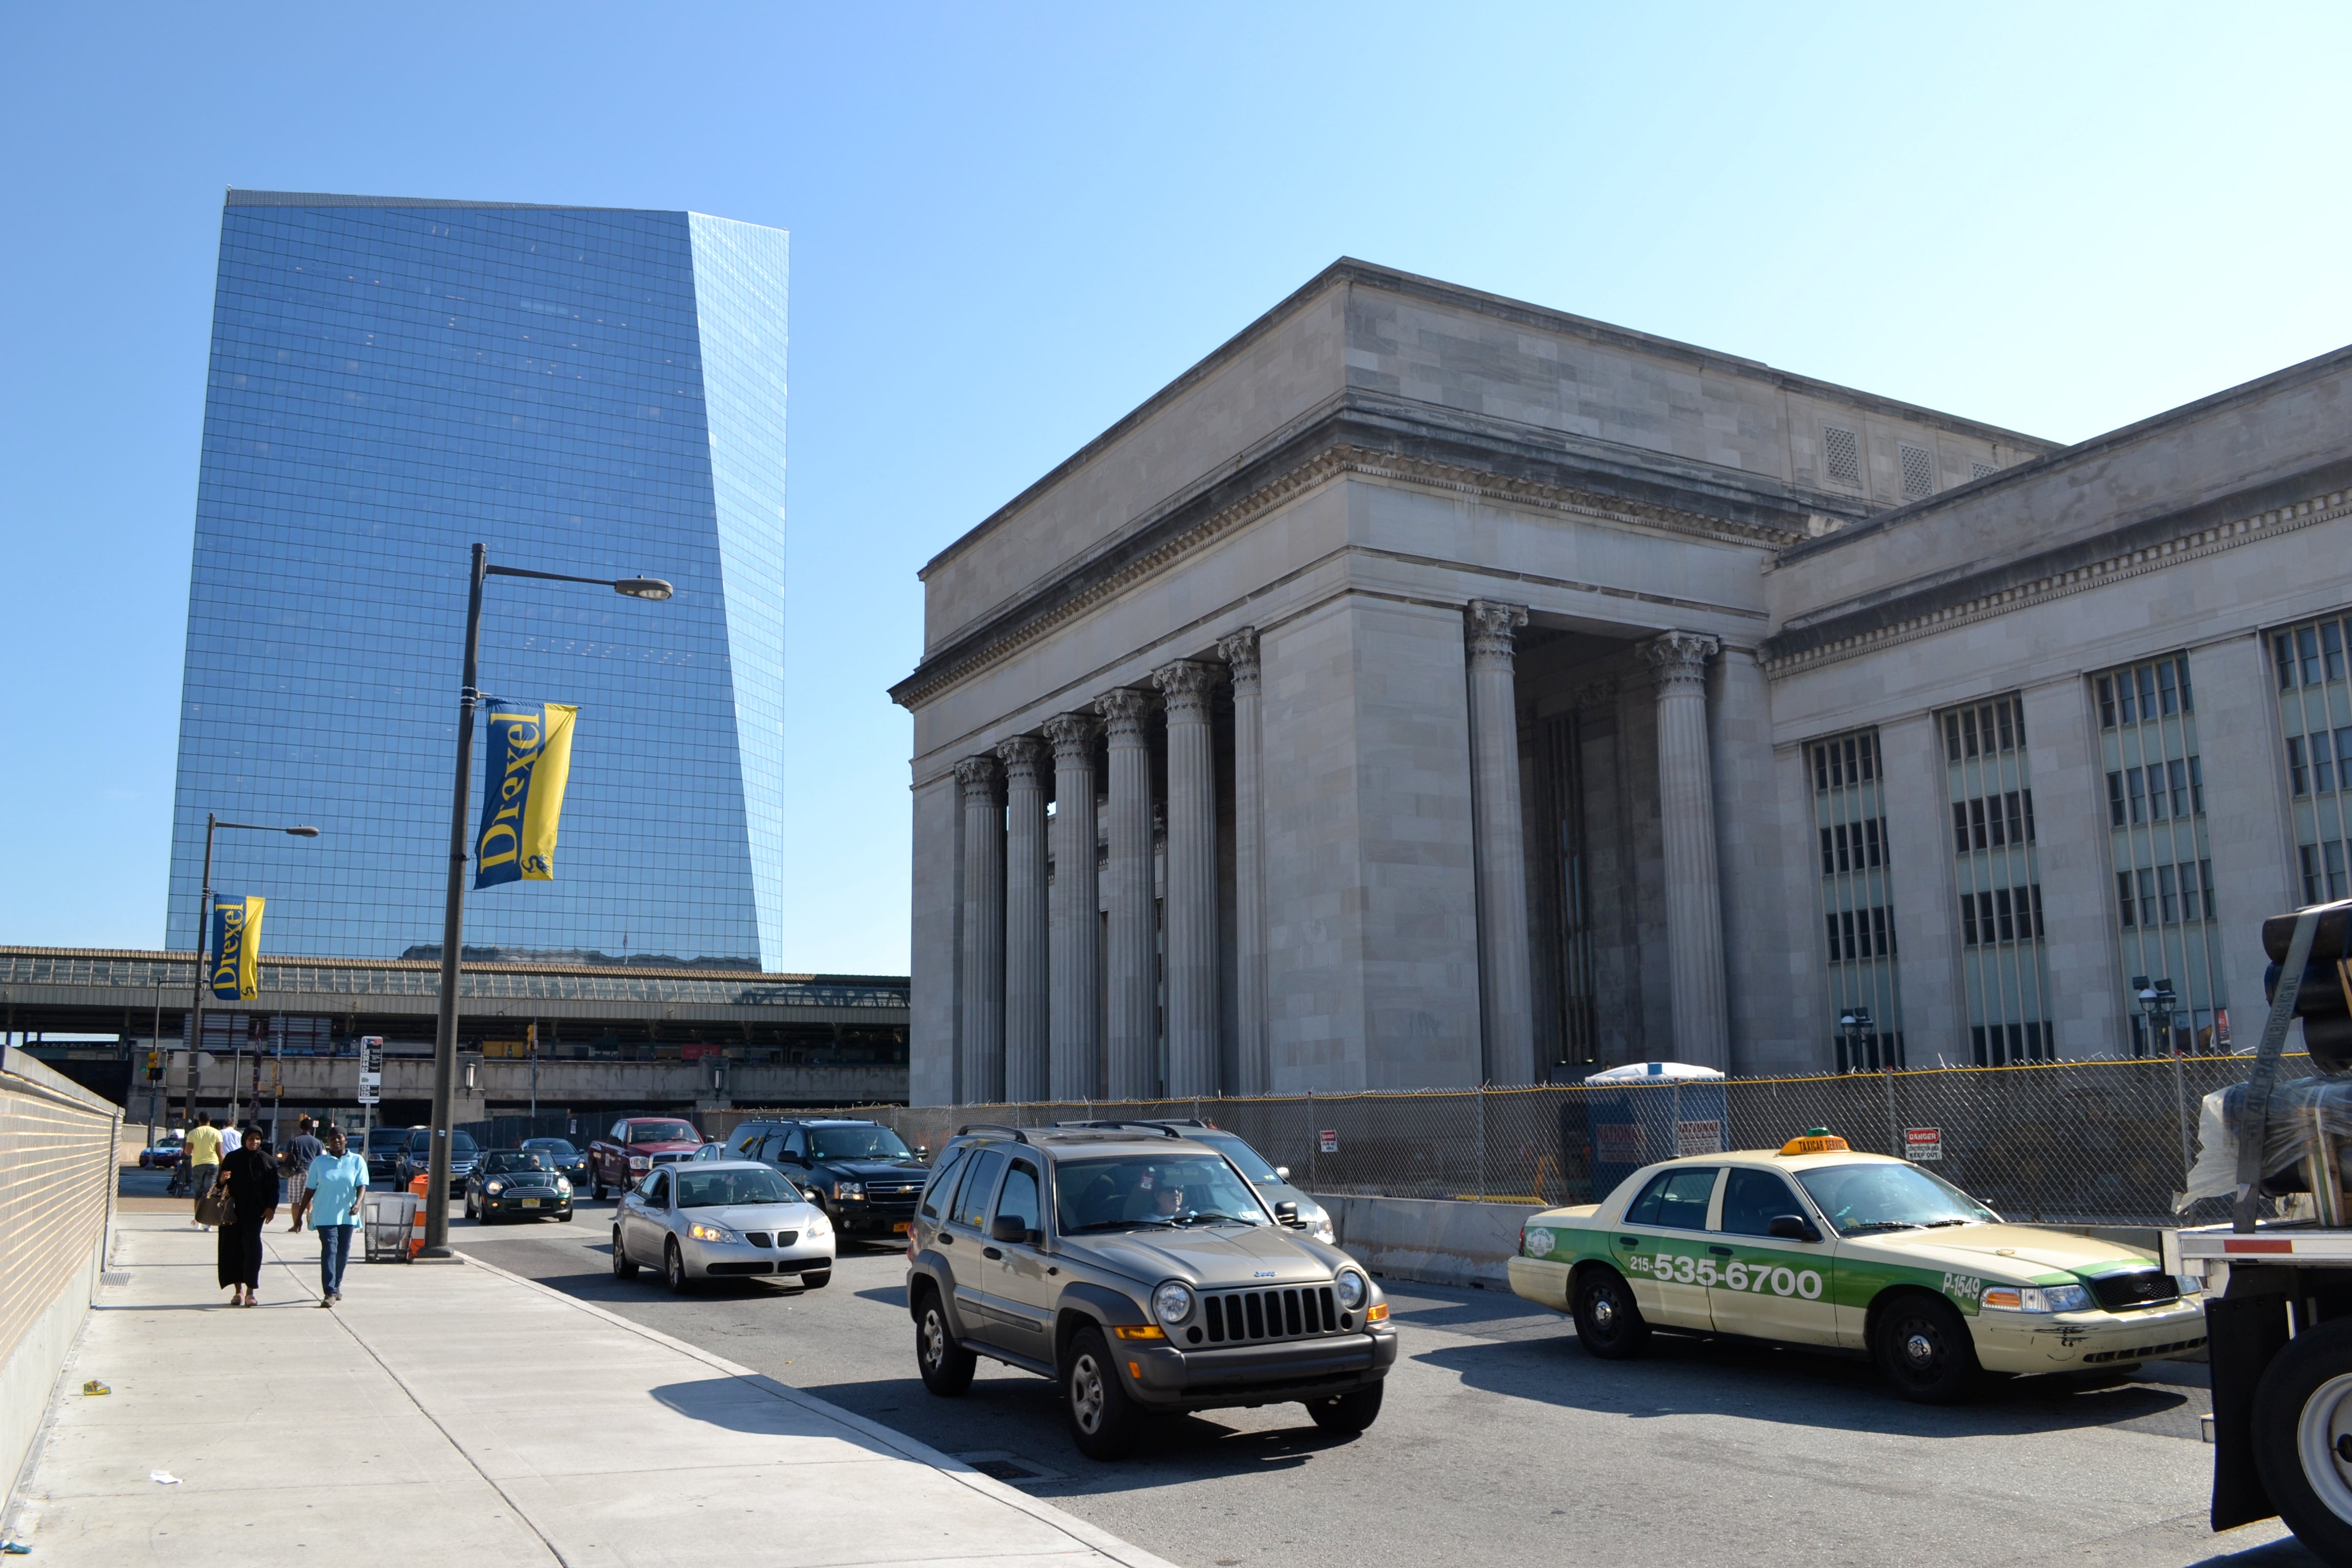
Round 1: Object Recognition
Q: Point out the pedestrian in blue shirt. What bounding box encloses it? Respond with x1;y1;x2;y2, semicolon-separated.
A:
305;1124;369;1305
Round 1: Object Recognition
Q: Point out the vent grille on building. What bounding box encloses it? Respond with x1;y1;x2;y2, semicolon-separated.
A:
1900;444;1934;501
1824;426;1861;485
1971;461;1997;481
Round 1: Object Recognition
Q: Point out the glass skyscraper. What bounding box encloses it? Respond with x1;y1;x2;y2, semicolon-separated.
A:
166;190;789;969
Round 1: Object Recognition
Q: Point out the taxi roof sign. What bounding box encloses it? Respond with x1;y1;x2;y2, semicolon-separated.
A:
1778;1128;1850;1156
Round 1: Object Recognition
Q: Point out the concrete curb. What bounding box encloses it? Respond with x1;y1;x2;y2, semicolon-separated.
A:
453;1246;1183;1568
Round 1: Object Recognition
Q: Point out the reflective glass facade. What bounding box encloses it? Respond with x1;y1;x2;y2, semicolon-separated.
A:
167;191;788;968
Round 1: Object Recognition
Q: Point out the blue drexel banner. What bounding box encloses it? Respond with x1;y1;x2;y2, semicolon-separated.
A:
209;894;264;1001
475;700;579;889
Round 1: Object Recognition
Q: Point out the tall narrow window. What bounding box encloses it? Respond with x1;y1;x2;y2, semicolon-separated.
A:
1814;726;1903;1071
1940;693;2051;1064
2100;653;2225;1056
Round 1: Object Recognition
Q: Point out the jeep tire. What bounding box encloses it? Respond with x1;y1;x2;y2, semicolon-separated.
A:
914;1286;975;1396
1063;1327;1145;1460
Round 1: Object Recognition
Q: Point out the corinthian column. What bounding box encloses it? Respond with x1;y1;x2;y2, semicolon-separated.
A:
1096;688;1158;1099
955;754;1004;1104
1217;628;1267;1095
1643;629;1728;1069
1044;712;1101;1099
1465;601;1535;1086
1154;659;1220;1098
997;736;1048;1103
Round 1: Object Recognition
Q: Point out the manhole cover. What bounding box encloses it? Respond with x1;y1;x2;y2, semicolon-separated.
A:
956;1451;1066;1484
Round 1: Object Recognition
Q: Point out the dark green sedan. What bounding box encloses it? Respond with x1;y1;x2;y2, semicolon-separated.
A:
464;1149;576;1224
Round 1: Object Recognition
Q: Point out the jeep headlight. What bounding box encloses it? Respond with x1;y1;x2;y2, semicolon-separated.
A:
485;1180;506;1196
1981;1282;2093;1313
688;1221;741;1244
1307;1216;1336;1245
1335;1270;1369;1310
1153;1281;1195;1325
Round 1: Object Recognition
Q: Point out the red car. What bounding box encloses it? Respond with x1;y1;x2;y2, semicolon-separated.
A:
586;1116;706;1199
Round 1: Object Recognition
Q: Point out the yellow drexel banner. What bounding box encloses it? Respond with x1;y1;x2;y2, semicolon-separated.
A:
209;895;265;1001
475;701;579;889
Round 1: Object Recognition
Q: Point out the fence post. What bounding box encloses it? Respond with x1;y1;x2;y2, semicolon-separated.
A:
2172;1047;2194;1191
1307;1089;1316;1191
1477;1086;1487;1203
1883;1067;1899;1158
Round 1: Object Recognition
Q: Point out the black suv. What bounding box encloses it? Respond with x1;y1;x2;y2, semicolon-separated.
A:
722;1118;926;1240
394;1128;479;1189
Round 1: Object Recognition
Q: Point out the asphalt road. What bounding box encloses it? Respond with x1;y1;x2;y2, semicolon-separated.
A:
415;1195;2316;1568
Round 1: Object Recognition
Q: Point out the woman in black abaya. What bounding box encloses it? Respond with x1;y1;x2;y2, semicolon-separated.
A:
216;1124;280;1306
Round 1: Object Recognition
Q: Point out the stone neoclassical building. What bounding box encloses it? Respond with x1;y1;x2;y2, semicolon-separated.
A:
891;259;2352;1104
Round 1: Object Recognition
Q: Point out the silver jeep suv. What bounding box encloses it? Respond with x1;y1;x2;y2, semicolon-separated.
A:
905;1123;1396;1459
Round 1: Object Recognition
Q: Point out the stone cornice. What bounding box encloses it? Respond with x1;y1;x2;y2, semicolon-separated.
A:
1762;483;2352;677
892;418;1812;712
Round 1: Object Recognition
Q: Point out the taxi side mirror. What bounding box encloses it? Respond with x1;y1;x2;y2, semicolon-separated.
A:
1767;1214;1822;1242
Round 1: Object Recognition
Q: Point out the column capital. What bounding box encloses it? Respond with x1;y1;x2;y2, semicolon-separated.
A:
1640;630;1720;694
995;733;1044;780
1042;712;1098;757
1465;600;1530;667
1094;687;1154;741
953;754;999;792
1152;659;1219;721
1215;627;1261;690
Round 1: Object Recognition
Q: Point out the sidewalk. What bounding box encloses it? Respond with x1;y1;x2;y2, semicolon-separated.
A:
5;1212;1177;1567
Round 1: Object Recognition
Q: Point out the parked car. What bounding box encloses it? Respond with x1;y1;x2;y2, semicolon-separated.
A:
139;1133;186;1169
587;1117;705;1199
721;1117;927;1241
363;1126;410;1185
909;1123;1394;1459
610;1159;833;1292
464;1149;575;1224
1060;1119;1335;1244
520;1136;591;1190
394;1128;480;1190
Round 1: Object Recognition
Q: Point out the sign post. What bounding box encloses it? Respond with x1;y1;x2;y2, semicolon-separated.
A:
357;1036;383;1148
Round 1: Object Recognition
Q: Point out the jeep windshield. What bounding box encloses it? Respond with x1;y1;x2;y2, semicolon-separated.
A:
806;1125;917;1163
1055;1154;1273;1232
1795;1161;1998;1237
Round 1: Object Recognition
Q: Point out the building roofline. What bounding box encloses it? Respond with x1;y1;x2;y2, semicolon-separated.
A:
914;257;2060;581
225;187;670;214
1774;338;2352;567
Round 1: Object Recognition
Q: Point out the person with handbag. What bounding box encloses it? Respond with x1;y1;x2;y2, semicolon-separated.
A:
185;1113;224;1229
213;1125;280;1306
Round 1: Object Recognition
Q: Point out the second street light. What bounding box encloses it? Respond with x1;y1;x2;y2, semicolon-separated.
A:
182;813;319;1136
419;543;672;1256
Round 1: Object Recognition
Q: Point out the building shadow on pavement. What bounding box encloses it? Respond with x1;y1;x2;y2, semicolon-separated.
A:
1414;1330;2200;1441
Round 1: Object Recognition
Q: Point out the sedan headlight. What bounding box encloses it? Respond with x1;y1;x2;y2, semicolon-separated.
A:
555;1178;571;1193
1154;1281;1195;1325
805;1211;830;1237
1981;1282;2094;1313
485;1180;506;1196
1335;1270;1369;1310
687;1221;741;1244
836;1181;865;1200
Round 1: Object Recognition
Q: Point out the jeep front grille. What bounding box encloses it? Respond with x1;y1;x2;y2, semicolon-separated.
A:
1202;1285;1340;1344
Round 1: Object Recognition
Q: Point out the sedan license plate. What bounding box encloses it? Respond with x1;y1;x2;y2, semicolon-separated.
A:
892;1221;910;1234
520;1198;540;1208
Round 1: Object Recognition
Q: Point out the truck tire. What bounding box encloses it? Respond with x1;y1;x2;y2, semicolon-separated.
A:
1305;1383;1384;1434
593;1176;608;1200
1573;1266;1652;1359
1873;1292;1981;1405
2252;1314;2352;1561
913;1285;975;1396
1063;1327;1145;1460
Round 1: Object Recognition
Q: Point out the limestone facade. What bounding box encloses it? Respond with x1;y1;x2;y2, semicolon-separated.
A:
894;259;2352;1101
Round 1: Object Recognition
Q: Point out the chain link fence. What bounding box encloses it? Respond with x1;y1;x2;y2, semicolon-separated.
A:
727;1054;2293;1230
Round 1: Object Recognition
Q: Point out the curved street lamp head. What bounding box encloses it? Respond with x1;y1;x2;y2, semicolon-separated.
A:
613;577;673;601
286;826;321;838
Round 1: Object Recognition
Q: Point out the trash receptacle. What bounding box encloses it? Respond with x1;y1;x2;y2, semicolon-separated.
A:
362;1191;419;1263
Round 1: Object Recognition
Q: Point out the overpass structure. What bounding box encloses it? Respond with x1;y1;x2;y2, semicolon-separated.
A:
1;947;908;1126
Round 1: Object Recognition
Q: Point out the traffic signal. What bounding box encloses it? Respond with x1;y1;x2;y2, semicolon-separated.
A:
146;1050;162;1081
2262;900;2352;1070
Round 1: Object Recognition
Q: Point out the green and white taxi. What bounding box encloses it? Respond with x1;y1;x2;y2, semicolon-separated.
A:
1508;1131;2209;1402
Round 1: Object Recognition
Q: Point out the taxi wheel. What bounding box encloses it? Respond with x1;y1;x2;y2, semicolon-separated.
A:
1064;1327;1145;1460
611;1229;638;1279
1572;1267;1651;1359
2252;1315;2352;1560
914;1287;976;1396
1304;1383;1384;1434
1873;1293;1981;1404
664;1239;692;1294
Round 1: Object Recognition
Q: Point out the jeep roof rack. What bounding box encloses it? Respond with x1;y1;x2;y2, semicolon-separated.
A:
1049;1119;1187;1137
955;1122;1031;1143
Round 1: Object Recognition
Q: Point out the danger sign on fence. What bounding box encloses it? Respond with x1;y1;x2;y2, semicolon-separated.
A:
1318;1130;1338;1154
1904;1126;1944;1162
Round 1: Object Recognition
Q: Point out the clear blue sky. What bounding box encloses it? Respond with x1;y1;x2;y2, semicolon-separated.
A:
3;4;2346;974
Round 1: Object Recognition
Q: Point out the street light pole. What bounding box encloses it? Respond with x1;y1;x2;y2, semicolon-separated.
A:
420;545;672;1256
183;813;319;1136
1839;1008;1875;1073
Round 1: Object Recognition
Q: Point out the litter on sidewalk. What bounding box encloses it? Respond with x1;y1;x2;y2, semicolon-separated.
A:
80;1380;108;1396
148;1472;179;1485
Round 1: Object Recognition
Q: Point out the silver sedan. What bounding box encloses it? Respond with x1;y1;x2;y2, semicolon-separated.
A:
611;1159;836;1292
